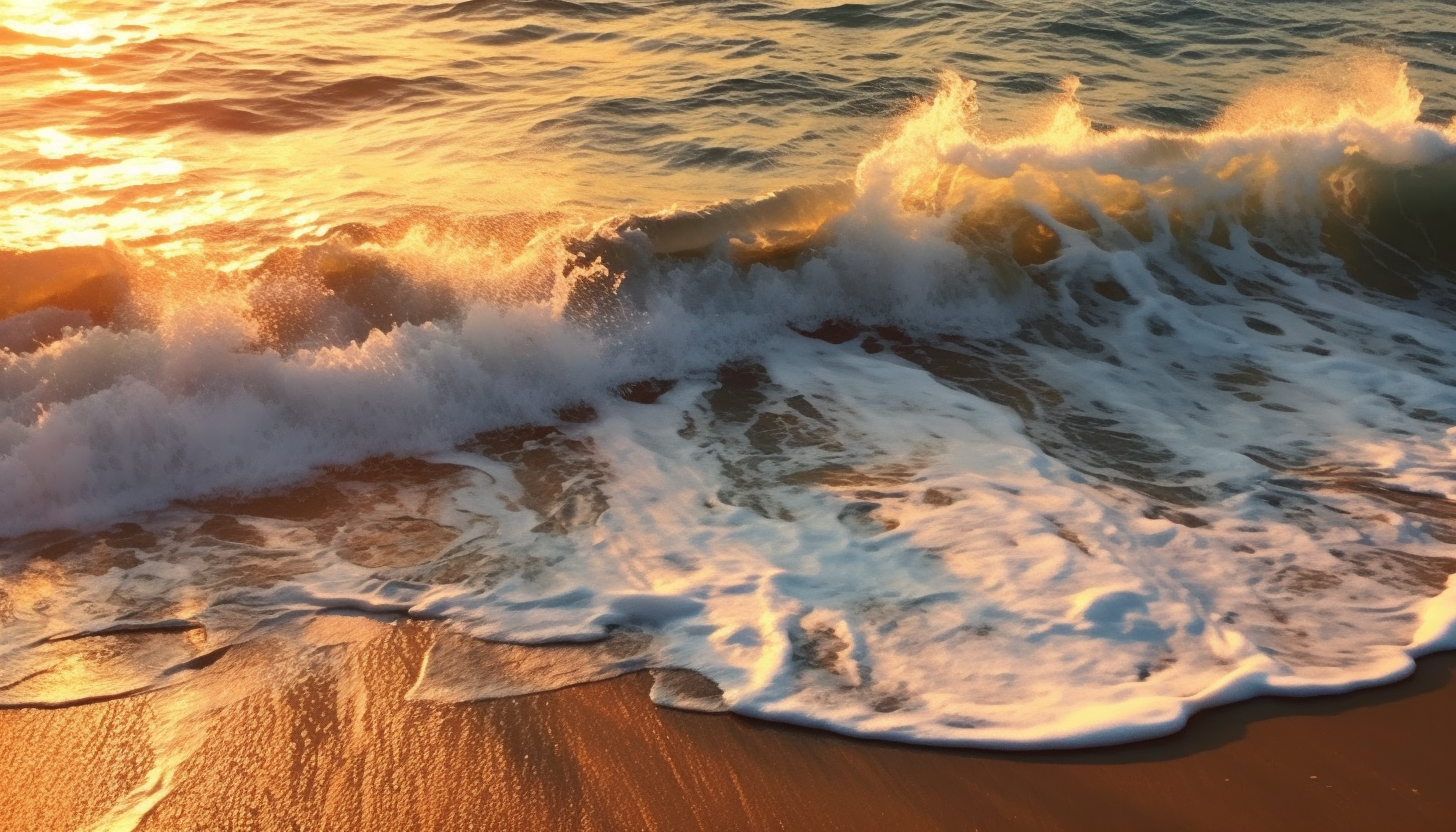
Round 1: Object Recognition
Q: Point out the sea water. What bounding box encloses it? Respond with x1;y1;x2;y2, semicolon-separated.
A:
2;0;1456;749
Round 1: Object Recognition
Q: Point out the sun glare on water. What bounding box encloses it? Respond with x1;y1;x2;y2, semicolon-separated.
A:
3;0;167;54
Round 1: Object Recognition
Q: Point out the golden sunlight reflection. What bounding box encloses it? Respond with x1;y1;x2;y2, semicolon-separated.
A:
2;0;162;58
0;127;267;256
0;3;260;260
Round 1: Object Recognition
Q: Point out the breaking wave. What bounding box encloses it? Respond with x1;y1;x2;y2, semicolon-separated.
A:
3;58;1456;748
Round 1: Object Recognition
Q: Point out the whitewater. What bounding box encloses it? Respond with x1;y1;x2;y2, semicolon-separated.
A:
3;0;1456;751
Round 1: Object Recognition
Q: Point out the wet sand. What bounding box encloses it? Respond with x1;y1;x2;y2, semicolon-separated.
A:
2;619;1453;832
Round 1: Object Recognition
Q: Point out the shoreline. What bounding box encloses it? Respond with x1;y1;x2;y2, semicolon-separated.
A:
2;619;1454;831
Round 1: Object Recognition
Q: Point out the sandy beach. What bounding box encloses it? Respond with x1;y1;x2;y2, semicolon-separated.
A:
2;618;1452;832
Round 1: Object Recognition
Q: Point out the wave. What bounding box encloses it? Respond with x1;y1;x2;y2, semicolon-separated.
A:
4;57;1453;528
3;56;1454;530
3;57;1456;749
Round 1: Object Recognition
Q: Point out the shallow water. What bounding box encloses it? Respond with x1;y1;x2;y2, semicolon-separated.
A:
3;0;1456;765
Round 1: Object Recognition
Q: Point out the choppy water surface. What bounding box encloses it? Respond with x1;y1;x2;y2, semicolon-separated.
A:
5;0;1456;256
3;0;1456;781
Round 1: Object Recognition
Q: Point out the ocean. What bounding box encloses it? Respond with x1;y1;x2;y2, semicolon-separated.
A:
3;0;1456;750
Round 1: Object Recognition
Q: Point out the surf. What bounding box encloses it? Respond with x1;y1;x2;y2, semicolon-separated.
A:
2;57;1456;749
